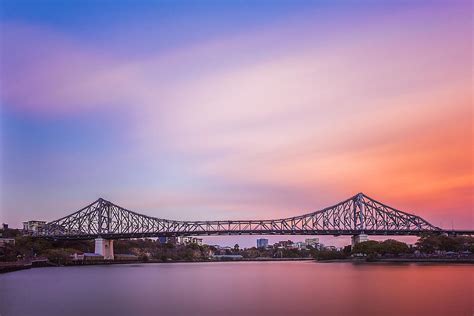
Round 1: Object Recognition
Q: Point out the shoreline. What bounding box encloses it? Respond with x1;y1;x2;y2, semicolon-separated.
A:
2;257;473;274
316;258;474;264
0;257;314;273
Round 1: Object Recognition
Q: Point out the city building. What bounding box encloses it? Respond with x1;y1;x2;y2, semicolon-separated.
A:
256;238;268;248
195;238;203;246
274;240;294;249
305;238;319;248
22;220;46;233
214;246;233;255
295;242;306;250
170;236;203;246
71;252;85;261
182;237;203;246
158;237;168;244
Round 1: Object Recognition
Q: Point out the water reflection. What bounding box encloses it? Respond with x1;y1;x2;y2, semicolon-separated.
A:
0;262;472;316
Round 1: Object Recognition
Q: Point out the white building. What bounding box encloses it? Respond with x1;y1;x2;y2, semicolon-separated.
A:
71;252;85;261
305;238;320;248
295;242;306;250
23;220;46;233
178;236;203;246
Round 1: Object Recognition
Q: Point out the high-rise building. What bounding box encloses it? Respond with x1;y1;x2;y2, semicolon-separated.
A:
256;238;269;248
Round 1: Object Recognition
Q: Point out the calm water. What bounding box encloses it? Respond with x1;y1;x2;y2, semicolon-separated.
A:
0;261;472;316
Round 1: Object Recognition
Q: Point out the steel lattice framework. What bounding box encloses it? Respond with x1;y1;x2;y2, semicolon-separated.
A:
39;193;446;240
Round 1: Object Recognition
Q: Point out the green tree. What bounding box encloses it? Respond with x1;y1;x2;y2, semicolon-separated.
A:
0;242;18;262
342;245;352;255
351;240;380;255
437;236;461;252
313;249;348;260
43;248;77;265
416;235;473;253
416;236;439;253
378;239;409;255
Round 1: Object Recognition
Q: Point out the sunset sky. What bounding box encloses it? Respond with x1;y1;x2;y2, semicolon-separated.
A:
0;1;472;247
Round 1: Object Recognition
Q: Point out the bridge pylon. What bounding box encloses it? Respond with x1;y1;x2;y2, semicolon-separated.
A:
95;238;114;260
351;234;368;249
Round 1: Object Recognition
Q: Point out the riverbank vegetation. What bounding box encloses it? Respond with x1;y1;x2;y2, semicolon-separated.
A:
1;227;473;265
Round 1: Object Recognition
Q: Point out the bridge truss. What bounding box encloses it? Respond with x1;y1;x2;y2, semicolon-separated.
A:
40;193;445;240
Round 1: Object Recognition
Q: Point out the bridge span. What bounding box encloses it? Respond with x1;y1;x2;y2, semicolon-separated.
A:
36;193;472;259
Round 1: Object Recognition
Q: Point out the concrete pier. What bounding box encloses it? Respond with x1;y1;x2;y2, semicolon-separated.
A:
95;238;114;260
351;234;368;249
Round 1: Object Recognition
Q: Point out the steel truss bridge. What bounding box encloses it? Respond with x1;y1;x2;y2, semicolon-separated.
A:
38;193;471;240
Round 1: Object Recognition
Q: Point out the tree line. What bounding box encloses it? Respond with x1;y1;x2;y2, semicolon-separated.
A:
1;227;473;264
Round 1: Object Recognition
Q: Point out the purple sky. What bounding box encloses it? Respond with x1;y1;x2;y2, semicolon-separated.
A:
0;1;472;247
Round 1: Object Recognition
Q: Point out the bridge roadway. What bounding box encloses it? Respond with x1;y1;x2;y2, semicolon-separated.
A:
35;193;473;259
40;229;473;240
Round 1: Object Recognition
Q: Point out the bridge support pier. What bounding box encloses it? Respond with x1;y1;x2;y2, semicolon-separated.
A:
351;234;368;249
95;238;114;260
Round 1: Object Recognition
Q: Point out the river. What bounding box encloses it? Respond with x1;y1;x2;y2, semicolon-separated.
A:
0;261;472;316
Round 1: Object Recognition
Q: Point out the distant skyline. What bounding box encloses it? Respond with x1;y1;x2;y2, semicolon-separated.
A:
0;1;472;247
